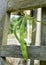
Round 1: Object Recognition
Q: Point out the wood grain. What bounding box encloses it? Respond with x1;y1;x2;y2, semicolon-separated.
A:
0;45;46;60
7;0;46;11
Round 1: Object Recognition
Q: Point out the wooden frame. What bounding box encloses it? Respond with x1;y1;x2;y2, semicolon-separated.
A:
7;0;46;12
0;1;46;65
0;45;46;60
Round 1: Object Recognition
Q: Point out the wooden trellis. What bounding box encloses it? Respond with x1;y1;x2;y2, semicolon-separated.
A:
0;0;46;65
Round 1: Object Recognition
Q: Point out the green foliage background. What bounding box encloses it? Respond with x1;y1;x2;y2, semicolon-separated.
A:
9;15;34;60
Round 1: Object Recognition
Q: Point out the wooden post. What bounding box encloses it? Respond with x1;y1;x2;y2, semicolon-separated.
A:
0;12;10;65
0;0;7;64
32;10;36;45
34;8;42;65
30;10;34;65
2;12;10;45
40;7;46;65
0;0;7;45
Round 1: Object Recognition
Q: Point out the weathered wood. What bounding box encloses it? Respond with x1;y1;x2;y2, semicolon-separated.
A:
41;7;46;45
32;10;37;45
7;0;46;12
30;10;34;65
0;57;12;65
0;0;7;46
40;7;46;65
0;58;5;65
0;45;46;60
0;0;7;49
0;1;7;64
2;12;10;45
0;12;10;65
0;0;7;20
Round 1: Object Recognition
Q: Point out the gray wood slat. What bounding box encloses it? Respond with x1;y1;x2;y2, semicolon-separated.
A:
0;45;46;60
7;0;46;11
